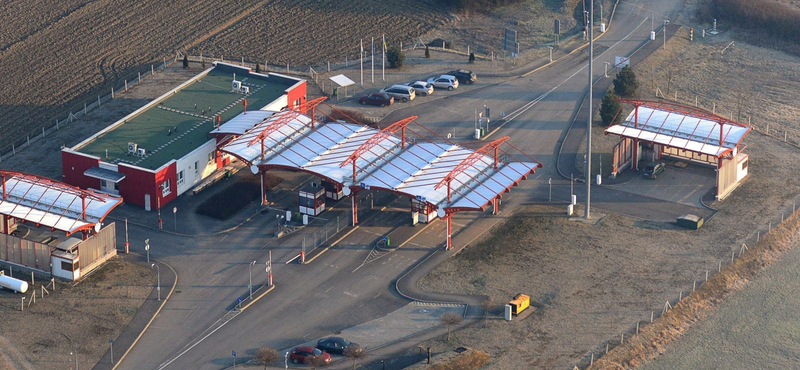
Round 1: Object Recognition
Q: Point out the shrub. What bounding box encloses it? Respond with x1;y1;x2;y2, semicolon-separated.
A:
255;63;261;73
599;91;622;127
425;45;431;58
469;52;475;63
613;65;638;97
386;46;405;68
182;54;189;68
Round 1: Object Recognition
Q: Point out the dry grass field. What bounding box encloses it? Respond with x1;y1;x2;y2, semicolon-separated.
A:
0;259;154;370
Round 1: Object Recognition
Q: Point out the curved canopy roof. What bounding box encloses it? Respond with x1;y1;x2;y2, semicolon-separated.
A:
221;110;541;214
0;171;122;235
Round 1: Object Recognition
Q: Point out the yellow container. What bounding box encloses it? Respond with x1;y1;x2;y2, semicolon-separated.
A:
509;293;530;315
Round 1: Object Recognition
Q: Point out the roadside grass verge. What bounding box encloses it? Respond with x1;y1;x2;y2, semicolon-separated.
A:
589;210;800;369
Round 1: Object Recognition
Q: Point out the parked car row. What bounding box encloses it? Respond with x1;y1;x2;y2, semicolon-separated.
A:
289;337;360;366
358;70;477;107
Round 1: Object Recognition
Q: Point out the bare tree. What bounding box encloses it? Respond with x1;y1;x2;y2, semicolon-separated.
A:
344;344;367;370
480;299;493;328
305;354;329;370
255;347;280;370
439;312;463;342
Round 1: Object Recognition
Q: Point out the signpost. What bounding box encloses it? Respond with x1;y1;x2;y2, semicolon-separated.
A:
173;207;177;231
144;239;150;263
232;350;237;368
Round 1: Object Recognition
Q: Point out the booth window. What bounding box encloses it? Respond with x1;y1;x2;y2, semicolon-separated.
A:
61;261;76;272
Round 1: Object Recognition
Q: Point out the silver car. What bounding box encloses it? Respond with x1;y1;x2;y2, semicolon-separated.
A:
426;75;459;91
379;85;416;102
403;81;434;96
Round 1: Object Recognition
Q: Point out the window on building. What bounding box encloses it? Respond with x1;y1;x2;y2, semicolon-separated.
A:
61;261;75;272
741;160;749;170
177;170;185;186
208;152;215;164
294;98;302;108
195;161;199;175
161;179;171;196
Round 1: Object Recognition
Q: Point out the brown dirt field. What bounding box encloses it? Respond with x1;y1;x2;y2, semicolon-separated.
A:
0;259;155;370
0;0;451;153
415;12;800;370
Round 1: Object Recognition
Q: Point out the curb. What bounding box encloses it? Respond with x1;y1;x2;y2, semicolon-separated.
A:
238;284;276;312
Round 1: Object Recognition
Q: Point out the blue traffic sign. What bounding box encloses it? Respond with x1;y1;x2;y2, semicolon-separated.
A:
232;350;236;357
237;297;243;303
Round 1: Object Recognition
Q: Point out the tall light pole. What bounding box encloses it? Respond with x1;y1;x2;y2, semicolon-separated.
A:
151;263;160;301
249;260;256;299
585;0;593;219
663;20;670;50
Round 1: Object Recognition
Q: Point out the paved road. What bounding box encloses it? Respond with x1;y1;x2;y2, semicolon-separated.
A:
114;1;688;369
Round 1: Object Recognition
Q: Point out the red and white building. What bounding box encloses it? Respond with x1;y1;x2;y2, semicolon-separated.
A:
61;62;306;210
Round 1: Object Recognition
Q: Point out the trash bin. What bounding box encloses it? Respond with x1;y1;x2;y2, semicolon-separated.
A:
333;87;338;96
225;170;231;179
480;128;485;136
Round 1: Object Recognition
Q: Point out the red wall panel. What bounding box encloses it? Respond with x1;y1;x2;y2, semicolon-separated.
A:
61;150;101;190
286;81;307;114
117;162;177;209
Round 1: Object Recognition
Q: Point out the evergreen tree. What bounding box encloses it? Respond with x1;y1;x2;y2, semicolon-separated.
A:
386;46;405;68
469;52;476;63
600;91;623;126
613;65;639;97
425;45;430;58
182;54;189;68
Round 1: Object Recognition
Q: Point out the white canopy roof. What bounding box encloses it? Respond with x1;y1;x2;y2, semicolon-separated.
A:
210;110;276;136
0;172;122;235
606;105;750;157
220;112;540;213
329;74;355;87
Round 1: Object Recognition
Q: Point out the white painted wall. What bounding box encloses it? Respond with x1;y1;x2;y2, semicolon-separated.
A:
261;95;288;112
175;139;218;196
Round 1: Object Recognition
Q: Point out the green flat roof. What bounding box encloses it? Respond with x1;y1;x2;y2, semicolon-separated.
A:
78;68;293;170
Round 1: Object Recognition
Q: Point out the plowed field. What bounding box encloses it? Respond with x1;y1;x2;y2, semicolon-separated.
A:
0;0;449;154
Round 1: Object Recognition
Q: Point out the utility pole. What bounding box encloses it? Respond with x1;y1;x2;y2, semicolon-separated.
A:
585;0;593;219
360;39;363;86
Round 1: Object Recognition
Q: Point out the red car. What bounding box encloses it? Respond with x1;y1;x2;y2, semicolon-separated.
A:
289;346;331;365
358;92;394;107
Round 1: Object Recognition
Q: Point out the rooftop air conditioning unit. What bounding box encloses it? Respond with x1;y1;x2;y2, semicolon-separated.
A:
137;148;146;157
128;142;138;154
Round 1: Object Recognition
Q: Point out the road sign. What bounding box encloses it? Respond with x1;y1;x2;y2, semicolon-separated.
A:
237;297;242;303
360;183;370;190
614;56;630;68
232;350;236;357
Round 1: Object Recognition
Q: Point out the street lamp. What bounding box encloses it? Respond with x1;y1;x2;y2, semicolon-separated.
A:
151;263;160;301
664;20;670;49
144;239;150;264
249;260;256;299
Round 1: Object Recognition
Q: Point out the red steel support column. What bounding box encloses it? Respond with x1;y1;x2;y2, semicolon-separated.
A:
633;106;640;171
401;127;406;149
1;215;7;234
447;181;451;202
351;191;358;226
493;198;499;215
261;172;268;205
494;147;498;169
311;106;316;128
446;215;452;250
